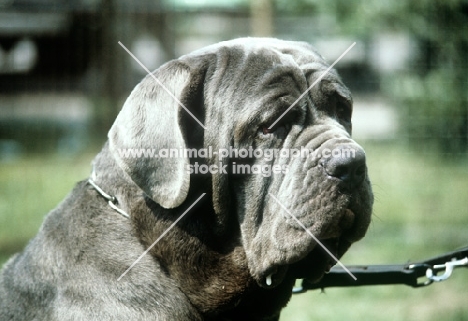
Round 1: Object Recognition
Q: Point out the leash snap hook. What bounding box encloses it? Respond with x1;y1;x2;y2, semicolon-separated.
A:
425;257;468;282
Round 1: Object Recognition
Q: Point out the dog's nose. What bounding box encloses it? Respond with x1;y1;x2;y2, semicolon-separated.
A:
320;145;367;188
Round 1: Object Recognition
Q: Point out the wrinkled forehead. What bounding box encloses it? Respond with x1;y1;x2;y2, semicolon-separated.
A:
184;38;351;121
188;38;328;70
187;38;337;100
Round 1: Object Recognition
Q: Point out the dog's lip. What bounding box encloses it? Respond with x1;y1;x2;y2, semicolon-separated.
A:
256;237;343;289
257;206;360;288
288;236;350;282
323;238;339;267
256;265;289;289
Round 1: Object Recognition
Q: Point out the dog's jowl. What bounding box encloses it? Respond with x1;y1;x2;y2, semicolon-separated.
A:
0;38;373;321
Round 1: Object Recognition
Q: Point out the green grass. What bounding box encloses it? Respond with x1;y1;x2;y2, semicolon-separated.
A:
1;142;467;320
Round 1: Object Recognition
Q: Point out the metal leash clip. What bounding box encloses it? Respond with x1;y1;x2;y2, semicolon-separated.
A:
295;247;468;292
424;257;468;283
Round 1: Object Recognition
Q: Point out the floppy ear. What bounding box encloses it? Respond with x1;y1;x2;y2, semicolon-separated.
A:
108;62;197;209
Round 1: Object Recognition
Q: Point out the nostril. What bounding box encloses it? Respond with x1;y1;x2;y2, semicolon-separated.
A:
320;145;367;187
327;164;352;181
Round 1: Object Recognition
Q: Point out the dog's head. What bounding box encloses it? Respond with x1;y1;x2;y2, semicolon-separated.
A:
108;38;373;290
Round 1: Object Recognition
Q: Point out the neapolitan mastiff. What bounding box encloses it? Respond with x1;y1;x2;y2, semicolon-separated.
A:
0;38;373;320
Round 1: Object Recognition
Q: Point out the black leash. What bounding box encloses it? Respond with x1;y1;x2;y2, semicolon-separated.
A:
293;246;468;293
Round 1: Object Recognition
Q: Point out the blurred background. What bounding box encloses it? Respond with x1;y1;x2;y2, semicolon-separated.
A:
0;0;467;320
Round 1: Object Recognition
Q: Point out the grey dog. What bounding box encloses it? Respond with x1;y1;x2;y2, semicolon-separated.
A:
0;38;373;321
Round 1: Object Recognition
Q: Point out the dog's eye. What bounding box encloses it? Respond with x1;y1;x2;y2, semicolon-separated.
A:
262;127;272;135
258;124;290;138
259;126;275;137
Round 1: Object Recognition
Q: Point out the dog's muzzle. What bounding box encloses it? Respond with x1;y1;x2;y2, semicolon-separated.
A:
251;137;373;289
